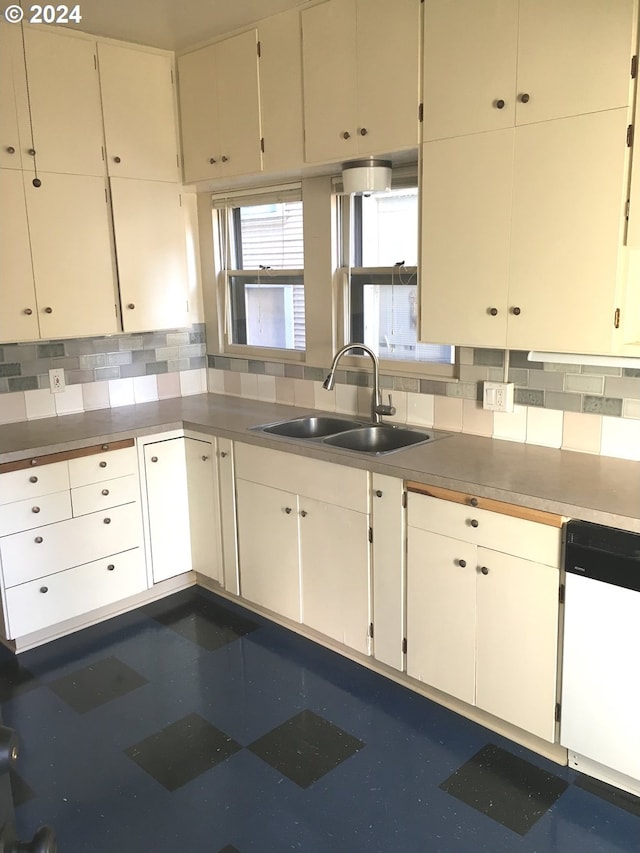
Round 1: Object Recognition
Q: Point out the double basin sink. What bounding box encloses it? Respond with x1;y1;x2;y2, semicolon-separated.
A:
254;415;443;455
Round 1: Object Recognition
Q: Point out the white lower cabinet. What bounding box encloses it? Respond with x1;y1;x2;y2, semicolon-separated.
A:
234;443;371;654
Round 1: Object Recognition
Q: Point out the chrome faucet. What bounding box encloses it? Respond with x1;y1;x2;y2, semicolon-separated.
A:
322;343;396;424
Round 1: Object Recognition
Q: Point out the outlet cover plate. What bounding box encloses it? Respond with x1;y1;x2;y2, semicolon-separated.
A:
483;381;514;413
49;368;65;394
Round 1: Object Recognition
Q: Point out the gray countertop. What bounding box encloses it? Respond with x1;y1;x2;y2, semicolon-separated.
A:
0;393;638;531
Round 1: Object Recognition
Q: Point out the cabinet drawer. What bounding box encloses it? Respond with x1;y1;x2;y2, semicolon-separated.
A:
69;446;138;487
72;474;139;516
408;494;561;567
0;491;72;537
0;502;143;587
0;461;69;505
5;548;147;639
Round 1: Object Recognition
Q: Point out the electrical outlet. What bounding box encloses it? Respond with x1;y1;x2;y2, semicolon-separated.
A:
49;368;65;394
483;381;514;413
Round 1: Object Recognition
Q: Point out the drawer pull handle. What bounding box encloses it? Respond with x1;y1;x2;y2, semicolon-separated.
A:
480;566;490;575
35;536;43;544
151;456;158;463
470;519;479;528
102;489;110;496
29;476;38;484
40;586;48;594
100;461;107;468
101;444;109;451
107;564;115;571
103;517;111;524
31;506;40;514
375;490;383;498
469;497;478;507
457;558;467;568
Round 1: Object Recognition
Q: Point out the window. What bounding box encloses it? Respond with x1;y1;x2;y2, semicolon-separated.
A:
343;182;453;365
215;186;304;351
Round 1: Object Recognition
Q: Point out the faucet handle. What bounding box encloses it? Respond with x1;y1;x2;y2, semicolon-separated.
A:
375;394;396;417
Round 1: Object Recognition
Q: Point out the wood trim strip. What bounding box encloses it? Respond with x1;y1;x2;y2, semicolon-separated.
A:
406;481;564;528
0;438;135;475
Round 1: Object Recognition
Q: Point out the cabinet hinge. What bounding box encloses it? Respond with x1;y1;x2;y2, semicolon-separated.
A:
368;622;374;638
402;491;407;509
418;102;424;123
105;187;108;204
626;198;631;220
101;145;105;162
632;55;638;79
555;702;561;723
260;137;265;153
627;124;634;147
257;40;261;58
559;583;565;604
614;307;621;329
93;54;97;70
368;526;373;544
179;194;183;207
402;637;407;654
171;68;174;85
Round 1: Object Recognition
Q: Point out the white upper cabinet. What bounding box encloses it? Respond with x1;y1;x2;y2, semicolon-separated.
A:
302;0;419;163
110;178;189;333
20;28;105;176
257;9;305;173
0;23;25;169
423;0;635;142
178;30;262;183
98;43;179;183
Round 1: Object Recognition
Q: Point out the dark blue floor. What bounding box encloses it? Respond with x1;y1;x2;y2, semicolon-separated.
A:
2;587;639;852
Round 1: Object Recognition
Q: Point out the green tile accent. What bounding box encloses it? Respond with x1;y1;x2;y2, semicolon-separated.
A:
509;350;543;370
507;368;529;385
189;356;207;370
132;350;157;364
167;332;190;346
420;379;448;395
473;348;504;367
168;358;190;372
446;382;477;399
37;343;65;358
304;366;324;381
514;388;545;407
230;359;249;373
120;363;148;379
155;346;180;361
214;356;232;371
565;373;604;394
118;336;144;352
179;344;206;359
80;354;107;370
623;367;640;378
582;364;622;376
145;362;168;375
8;376;38;391
604;376;640;400
526;370;565;391
264;362;285;377
393;376;420;392
248;360;266;374
583;395;623;416
0;378;8;393
284;364;304;379
66;369;96;384
95;366;121;381
545;391;582;412
346;371;371;387
0;364;21;378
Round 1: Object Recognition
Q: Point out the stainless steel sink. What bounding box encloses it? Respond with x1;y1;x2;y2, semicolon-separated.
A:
260;416;363;439
322;424;434;454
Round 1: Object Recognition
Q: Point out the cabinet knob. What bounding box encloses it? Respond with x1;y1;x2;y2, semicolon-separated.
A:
28;148;36;156
99;461;107;468
6;146;15;154
101;444;109;451
342;131;351;140
359;127;368;136
29;476;38;483
35;536;43;544
44;306;53;314
31;506;40;514
107;564;115;571
220;451;228;458
24;308;33;315
300;510;308;518
470;518;479;528
488;307;498;316
101;488;109;496
457;558;467;568
519;93;530;103
480;566;490;575
32;178;41;188
30;459;38;466
201;455;209;461
285;507;292;514
127;303;135;310
151;456;158;463
511;306;521;315
113;155;121;163
469;497;478;507
209;157;216;164
103;517;111;524
375;489;383;498
221;155;229;162
40;586;48;594
495;99;505;109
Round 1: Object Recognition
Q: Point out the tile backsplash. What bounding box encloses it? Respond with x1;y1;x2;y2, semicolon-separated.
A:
0;325;207;423
207;348;640;461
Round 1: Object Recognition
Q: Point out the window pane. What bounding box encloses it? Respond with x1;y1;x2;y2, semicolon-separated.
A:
236;201;304;269
229;276;305;350
360;188;418;267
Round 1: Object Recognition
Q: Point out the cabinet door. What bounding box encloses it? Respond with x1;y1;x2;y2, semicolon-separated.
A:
98;44;179;182
475;547;559;742
0;22;25;169
185;437;222;584
258;9;304;173
419;131;512;347
302;0;358;163
217;438;239;595
110;177;189;333
517;0;635;126
423;0;517;141
299;497;370;654
178;43;220;183
507;109;628;353
406;528;476;705
22;29;104;176
356;0;419;153
143;439;192;583
0;169;39;342
371;474;405;671
25;171;118;339
216;30;263;178
236;479;301;621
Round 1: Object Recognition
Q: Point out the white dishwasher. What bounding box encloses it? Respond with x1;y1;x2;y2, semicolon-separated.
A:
560;520;640;796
